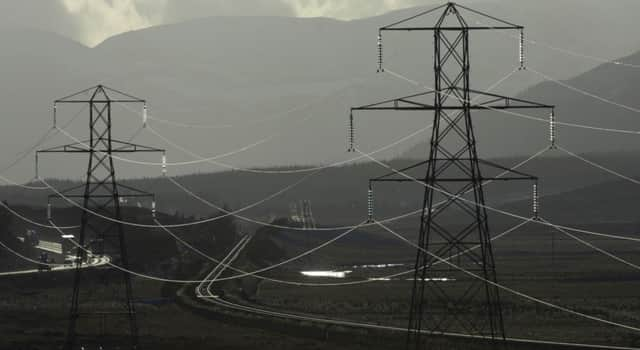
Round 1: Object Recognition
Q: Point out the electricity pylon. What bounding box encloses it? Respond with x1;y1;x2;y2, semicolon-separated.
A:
38;85;164;349
350;3;554;349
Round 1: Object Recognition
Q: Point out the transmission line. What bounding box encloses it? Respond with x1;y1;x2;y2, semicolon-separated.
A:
540;217;640;271
374;220;640;334
529;67;640;114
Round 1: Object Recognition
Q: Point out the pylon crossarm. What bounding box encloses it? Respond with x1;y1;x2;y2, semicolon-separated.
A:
478;159;538;181
48;183;154;200
110;139;165;153
381;2;522;31
116;183;155;198
56;99;145;104
370;160;431;182
47;184;86;200
352;91;436;111
54;85;102;102
369;158;537;183
382;26;521;31
37;140;164;153
55;84;145;104
37;141;92;153
351;89;554;112
463;87;555;109
371;176;535;183
51;194;153;200
353;105;550;111
101;85;145;103
380;3;449;30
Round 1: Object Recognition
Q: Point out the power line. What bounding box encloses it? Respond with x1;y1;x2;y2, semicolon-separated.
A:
540;217;640;271
116;63;516;173
156;218;366;284
208;296;640;350
155;210;532;287
145;75;376;130
472;19;640;70
35;145;640;243
35;123;430;231
0;199;79;229
354;148;640;243
558;145;640;186
0;239;65;267
374;220;640;334
384;67;640;136
0;104;89;190
528;67;640;114
56;112;431;174
9;219;640;347
49;218;365;284
1;218;529;287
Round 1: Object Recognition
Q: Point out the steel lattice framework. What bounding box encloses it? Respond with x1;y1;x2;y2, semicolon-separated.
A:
38;85;164;350
351;3;554;349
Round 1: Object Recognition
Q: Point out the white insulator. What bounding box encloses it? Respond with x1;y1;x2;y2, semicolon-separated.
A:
151;200;157;218
377;32;384;73
549;110;556;148
348;112;355;152
142;104;148;127
162;154;167;175
47;203;52;220
367;188;374;222
519;29;525;70
532;183;539;219
53;103;57;128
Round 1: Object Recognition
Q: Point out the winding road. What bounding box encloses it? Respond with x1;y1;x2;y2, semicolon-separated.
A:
193;239;638;350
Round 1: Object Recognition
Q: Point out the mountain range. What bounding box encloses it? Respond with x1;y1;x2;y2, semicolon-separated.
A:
1;0;640;182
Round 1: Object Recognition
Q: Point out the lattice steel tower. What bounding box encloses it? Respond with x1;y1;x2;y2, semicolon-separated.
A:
38;85;164;349
351;3;554;349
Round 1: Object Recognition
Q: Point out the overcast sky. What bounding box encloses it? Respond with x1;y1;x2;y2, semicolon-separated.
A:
3;0;448;47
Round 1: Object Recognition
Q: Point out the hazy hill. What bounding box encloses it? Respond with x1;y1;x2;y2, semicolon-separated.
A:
403;45;640;160
3;151;640;231
3;1;640;182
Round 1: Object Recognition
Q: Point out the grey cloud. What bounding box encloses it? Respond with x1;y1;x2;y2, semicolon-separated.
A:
0;0;449;46
160;0;296;24
284;0;435;19
0;0;78;41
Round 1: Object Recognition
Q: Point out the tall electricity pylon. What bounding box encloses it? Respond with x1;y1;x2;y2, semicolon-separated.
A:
38;85;164;349
351;3;554;349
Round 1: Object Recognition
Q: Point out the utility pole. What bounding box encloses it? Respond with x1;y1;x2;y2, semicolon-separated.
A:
38;85;164;349
351;3;554;349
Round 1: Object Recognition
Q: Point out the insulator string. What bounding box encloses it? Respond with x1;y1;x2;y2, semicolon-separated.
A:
519;29;525;70
143;104;148;128
532;182;539;219
377;31;384;73
162;153;167;175
53;103;57;128
549;109;556;148
348;111;355;152
367;186;374;223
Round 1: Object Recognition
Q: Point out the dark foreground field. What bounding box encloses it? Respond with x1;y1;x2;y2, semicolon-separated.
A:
0;271;388;350
2;176;640;349
3;218;639;349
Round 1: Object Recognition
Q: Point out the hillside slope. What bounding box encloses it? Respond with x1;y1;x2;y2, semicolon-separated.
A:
3;1;640;181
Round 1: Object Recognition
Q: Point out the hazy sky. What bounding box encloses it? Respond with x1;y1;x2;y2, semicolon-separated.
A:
7;0;442;47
